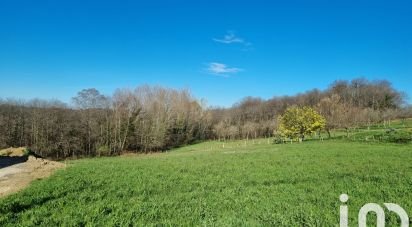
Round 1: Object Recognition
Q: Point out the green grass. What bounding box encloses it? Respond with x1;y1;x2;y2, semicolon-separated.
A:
1;139;412;226
316;118;412;144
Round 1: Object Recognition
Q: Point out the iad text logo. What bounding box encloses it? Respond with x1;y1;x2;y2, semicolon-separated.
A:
339;194;409;227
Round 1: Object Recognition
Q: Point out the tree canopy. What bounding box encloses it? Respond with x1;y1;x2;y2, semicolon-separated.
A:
278;106;326;141
0;78;409;158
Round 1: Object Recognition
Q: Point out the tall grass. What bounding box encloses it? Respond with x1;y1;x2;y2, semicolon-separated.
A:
1;139;411;226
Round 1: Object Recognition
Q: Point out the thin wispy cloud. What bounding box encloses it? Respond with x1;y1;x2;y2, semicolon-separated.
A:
206;62;243;77
213;31;245;44
213;31;253;50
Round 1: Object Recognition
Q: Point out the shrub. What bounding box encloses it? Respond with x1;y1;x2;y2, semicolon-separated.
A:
278;106;326;141
385;130;412;144
23;148;35;156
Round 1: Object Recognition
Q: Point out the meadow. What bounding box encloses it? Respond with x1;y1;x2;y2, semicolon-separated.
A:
0;122;412;226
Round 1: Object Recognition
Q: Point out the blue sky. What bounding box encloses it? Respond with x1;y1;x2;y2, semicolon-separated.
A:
0;0;411;107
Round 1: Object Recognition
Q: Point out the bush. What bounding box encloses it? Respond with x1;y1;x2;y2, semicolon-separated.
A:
385;130;412;144
343;128;412;144
273;136;284;144
23;148;35;156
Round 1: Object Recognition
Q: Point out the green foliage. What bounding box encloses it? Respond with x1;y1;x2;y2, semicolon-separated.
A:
278;106;326;140
385;130;412;143
343;128;412;144
272;135;284;144
23;148;34;156
96;145;111;156
0;140;411;226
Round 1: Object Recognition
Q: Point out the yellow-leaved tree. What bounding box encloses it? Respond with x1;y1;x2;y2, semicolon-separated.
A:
278;106;326;142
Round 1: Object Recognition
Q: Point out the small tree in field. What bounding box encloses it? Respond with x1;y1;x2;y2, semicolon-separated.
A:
278;106;326;142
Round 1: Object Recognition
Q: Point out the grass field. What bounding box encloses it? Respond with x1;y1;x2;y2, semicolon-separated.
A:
1;137;412;226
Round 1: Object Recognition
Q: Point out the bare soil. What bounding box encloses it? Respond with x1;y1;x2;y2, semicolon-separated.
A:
0;147;27;157
0;155;65;197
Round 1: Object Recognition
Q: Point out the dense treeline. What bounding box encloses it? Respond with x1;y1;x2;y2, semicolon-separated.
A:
0;86;212;158
0;79;410;159
212;78;409;140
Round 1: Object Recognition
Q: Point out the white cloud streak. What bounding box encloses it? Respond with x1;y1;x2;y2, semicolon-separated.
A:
213;31;245;44
206;62;243;77
213;31;253;51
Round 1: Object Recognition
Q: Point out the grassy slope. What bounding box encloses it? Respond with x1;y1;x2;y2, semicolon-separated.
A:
312;118;412;142
1;139;412;226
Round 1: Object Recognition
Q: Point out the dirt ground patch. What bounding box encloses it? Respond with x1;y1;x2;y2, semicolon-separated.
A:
0;147;27;157
0;156;65;197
